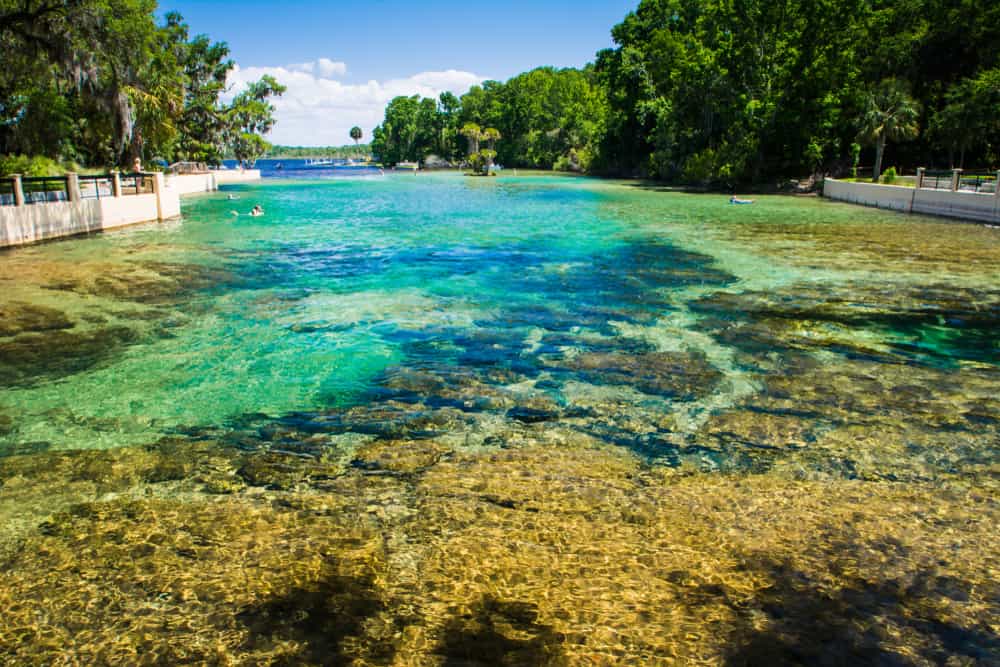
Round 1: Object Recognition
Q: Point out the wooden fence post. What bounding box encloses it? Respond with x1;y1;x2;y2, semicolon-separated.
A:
950;168;962;191
12;174;24;206
66;173;81;202
111;171;122;198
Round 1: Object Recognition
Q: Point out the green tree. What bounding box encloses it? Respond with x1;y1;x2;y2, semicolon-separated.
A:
460;122;482;156
350;126;363;146
227;75;286;167
859;79;920;181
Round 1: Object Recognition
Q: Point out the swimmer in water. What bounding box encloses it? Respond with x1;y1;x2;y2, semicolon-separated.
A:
249;205;264;217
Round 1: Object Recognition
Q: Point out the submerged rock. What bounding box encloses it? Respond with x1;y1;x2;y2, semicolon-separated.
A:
0;302;74;337
555;351;722;400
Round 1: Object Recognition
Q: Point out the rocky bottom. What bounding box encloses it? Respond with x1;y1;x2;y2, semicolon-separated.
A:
0;434;996;666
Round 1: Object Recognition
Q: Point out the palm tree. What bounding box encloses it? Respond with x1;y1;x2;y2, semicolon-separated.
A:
480;128;501;173
460;122;482;156
350;126;363;147
481;127;501;151
859;80;920;182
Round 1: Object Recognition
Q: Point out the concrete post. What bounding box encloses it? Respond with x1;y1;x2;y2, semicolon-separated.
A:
951;168;962;191
11;174;25;206
111;171;122;198
65;172;81;202
150;172;166;220
995;171;1000;198
916;167;925;189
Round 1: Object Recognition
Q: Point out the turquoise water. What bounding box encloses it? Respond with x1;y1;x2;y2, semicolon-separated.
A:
1;173;999;663
1;173;998;462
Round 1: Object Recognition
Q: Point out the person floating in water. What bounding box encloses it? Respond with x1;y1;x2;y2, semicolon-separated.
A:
249;205;264;217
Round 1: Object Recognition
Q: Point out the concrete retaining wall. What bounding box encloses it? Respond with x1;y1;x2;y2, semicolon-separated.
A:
165;173;217;195
213;169;261;185
0;194;165;246
1;168;262;248
823;178;1000;223
163;169;261;196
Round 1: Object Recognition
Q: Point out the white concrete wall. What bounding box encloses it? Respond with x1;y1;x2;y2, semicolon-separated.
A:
165;173;216;195
824;178;1000;223
0;199;101;246
0;195;163;247
213;169;261;185
1;168;262;248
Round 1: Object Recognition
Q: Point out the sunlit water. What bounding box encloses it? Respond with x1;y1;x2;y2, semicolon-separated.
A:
0;172;998;664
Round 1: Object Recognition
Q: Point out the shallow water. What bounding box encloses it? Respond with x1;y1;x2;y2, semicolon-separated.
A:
0;173;998;664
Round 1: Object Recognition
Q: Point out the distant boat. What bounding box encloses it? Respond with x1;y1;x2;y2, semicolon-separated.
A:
396;161;420;172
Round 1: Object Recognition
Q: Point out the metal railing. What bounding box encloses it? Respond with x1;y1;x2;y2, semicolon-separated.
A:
168;161;209;175
20;176;68;204
120;172;154;195
921;170;954;190
957;172;997;194
1;172;160;207
0;179;14;206
78;174;114;199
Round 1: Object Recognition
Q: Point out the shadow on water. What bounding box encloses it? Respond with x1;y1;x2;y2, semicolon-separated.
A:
237;567;398;665
715;549;999;666
436;597;566;666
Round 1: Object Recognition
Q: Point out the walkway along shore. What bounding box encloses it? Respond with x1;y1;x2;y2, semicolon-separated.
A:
0;169;261;248
824;168;1000;224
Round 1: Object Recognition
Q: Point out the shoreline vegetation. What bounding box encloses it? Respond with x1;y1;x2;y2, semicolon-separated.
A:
370;0;999;188
0;3;284;175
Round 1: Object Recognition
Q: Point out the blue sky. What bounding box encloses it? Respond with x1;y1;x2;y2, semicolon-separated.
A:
158;0;636;145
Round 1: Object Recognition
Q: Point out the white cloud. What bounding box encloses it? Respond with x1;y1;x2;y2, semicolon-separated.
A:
226;62;486;146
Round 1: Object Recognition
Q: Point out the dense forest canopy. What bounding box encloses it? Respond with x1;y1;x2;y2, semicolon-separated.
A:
0;0;285;171
373;0;1000;184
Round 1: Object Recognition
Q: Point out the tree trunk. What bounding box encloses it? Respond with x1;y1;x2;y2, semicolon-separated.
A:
873;136;885;182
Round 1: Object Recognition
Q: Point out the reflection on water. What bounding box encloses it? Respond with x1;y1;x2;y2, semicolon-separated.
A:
0;173;998;663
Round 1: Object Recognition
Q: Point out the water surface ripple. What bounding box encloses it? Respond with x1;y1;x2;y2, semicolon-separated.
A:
0;173;997;664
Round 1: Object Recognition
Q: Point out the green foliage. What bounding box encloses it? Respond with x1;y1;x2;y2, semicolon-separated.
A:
371;67;606;171
849;143;862;178
350;126;363;145
881;166;898;184
860;79;920;180
0;154;75;177
227;75;286;167
0;3;284;169
267;144;371;159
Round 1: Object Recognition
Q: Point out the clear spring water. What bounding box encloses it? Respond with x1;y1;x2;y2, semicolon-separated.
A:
0;172;998;663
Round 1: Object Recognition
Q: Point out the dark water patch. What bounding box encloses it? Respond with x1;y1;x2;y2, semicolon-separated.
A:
507;406;562;424
693;285;1000;367
42;260;248;305
554;351;723;400
0;302;74;337
0;325;140;387
715;552;1000;666
275;404;475;442
237;564;398;665
436;597;565;666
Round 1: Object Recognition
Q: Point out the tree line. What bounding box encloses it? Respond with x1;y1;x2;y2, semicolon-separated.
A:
373;0;1000;184
0;0;285;173
265;144;371;160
